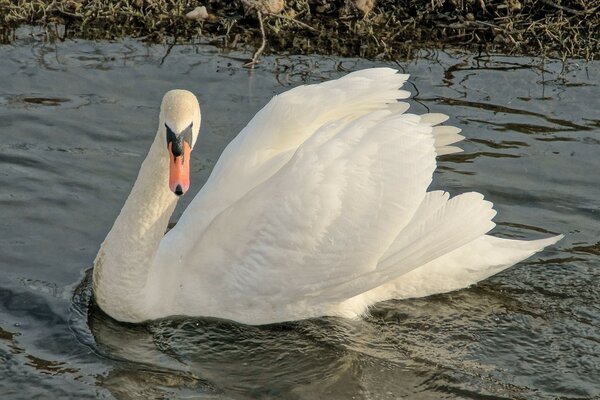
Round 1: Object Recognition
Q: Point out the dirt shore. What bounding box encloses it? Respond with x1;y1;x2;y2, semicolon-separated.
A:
1;0;598;60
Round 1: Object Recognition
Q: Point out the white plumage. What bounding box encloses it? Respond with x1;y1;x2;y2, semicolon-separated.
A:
93;68;562;324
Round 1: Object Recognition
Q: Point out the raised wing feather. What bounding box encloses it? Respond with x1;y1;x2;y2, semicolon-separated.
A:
304;190;498;305
174;68;410;232
183;110;437;308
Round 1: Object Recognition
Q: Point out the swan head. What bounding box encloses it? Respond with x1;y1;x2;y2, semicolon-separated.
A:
159;90;201;196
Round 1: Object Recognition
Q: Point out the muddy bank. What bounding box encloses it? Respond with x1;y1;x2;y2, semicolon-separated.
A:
1;0;598;60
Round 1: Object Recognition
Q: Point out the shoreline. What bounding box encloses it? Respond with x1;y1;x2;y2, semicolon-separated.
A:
1;1;598;60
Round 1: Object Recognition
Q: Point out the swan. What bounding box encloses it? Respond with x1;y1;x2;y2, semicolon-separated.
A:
92;68;562;324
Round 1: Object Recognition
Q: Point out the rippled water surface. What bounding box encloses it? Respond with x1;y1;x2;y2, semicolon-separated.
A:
0;29;599;399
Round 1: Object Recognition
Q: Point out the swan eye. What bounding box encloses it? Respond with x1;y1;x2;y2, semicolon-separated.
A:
166;123;193;157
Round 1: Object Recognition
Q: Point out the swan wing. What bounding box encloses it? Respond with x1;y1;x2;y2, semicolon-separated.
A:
184;108;439;309
169;68;411;237
155;69;480;322
298;190;499;305
204;68;411;201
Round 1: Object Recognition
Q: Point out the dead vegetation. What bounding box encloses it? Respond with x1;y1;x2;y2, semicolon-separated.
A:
0;0;598;60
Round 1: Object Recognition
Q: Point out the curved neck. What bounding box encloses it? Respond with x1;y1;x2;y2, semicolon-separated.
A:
93;133;177;322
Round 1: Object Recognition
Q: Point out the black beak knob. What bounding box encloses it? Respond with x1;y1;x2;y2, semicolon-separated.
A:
174;184;183;196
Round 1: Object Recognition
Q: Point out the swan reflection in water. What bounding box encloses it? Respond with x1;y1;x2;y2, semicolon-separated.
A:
86;296;360;398
78;268;513;399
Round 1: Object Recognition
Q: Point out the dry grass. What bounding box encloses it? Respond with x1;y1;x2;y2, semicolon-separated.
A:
0;0;598;60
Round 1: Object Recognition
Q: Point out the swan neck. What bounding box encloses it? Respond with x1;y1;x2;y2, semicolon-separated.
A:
93;133;176;322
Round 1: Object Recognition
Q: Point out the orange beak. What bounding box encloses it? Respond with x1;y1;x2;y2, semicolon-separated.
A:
169;141;191;196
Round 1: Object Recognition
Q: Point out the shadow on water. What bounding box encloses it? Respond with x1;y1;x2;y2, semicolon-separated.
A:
0;28;599;399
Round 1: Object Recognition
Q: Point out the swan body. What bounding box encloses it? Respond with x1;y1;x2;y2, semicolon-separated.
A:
92;69;562;324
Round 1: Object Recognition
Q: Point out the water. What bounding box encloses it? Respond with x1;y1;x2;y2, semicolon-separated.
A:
0;28;598;399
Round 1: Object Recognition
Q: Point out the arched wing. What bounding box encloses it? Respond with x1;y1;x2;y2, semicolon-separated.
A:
156;68;472;319
185;109;438;306
170;68;411;238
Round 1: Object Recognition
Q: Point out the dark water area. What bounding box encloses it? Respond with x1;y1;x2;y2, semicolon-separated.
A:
0;28;598;399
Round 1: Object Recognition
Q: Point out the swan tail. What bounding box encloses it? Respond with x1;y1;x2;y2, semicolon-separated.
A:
337;234;563;316
395;233;564;297
329;191;560;313
428;234;564;292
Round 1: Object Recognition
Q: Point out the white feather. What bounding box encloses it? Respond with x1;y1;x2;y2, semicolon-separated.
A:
436;145;464;156
420;112;449;125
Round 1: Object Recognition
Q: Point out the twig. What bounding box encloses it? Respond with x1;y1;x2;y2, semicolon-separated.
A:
269;13;318;32
244;10;266;68
160;36;178;66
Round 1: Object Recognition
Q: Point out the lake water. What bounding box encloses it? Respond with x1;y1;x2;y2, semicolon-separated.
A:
0;28;598;399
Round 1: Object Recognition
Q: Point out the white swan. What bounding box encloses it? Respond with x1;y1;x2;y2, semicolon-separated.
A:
92;68;562;324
